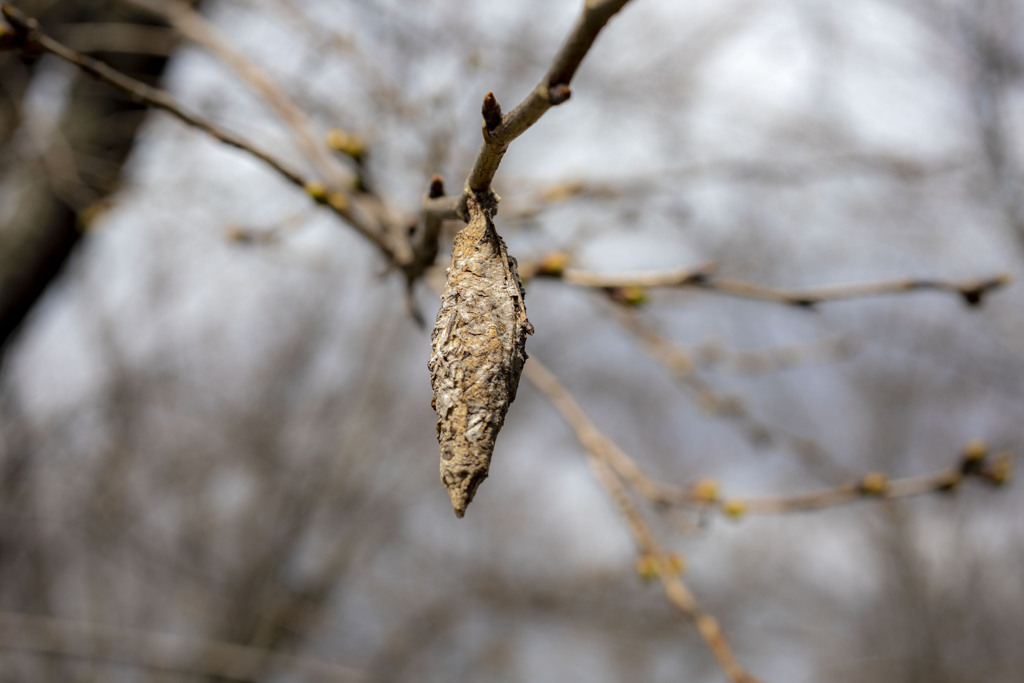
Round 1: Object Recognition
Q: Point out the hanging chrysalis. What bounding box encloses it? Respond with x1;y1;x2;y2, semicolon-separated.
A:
428;193;531;517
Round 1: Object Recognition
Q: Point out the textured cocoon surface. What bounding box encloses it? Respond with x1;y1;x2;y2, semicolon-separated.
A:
428;194;530;517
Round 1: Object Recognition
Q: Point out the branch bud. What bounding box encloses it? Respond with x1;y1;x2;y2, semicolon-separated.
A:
548;83;572;105
428;174;445;199
536;252;571;277
960;439;988;475
859;471;889;496
303;181;329;202
607;285;648;307
983;452;1012;486
722;499;746;520
482;91;503;132
634;554;658;581
326;128;366;163
691;478;720;503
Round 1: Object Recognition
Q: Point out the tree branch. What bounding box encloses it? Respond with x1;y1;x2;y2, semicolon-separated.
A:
527;256;1012;308
696;273;1012;309
0;4;397;262
465;0;633;194
714;446;1012;517
405;176;460;289
123;0;350;190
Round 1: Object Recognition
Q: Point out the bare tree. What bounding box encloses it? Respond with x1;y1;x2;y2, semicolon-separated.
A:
0;1;1020;681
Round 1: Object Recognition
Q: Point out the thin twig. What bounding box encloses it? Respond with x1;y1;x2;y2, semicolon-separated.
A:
714;448;1012;516
699;273;1012;309
531;257;1012;309
0;4;302;183
0;612;369;682
642;451;1011;516
465;0;634;194
529;355;1009;515
522;355;670;503
558;261;720;288
405;176;460;288
52;22;179;55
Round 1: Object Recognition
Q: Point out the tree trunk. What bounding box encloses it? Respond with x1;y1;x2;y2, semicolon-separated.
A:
0;0;185;366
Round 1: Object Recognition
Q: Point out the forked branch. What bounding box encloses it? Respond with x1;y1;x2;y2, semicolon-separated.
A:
524;352;1011;519
465;0;634;194
123;0;349;189
524;357;763;683
0;4;397;261
524;354;1010;681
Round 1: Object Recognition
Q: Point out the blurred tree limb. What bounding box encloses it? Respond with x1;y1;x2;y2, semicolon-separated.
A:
0;0;182;364
0;611;369;682
525;257;1012;309
0;3;402;262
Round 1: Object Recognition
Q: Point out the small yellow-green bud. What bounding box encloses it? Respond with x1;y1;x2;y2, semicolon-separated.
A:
634;553;686;581
537;252;571;277
961;439;989;475
326;129;366;160
859;471;889;496
304;181;329;202
691;478;720;503
722;499;746;519
963;439;988;463
634;555;658;582
610;285;647;307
